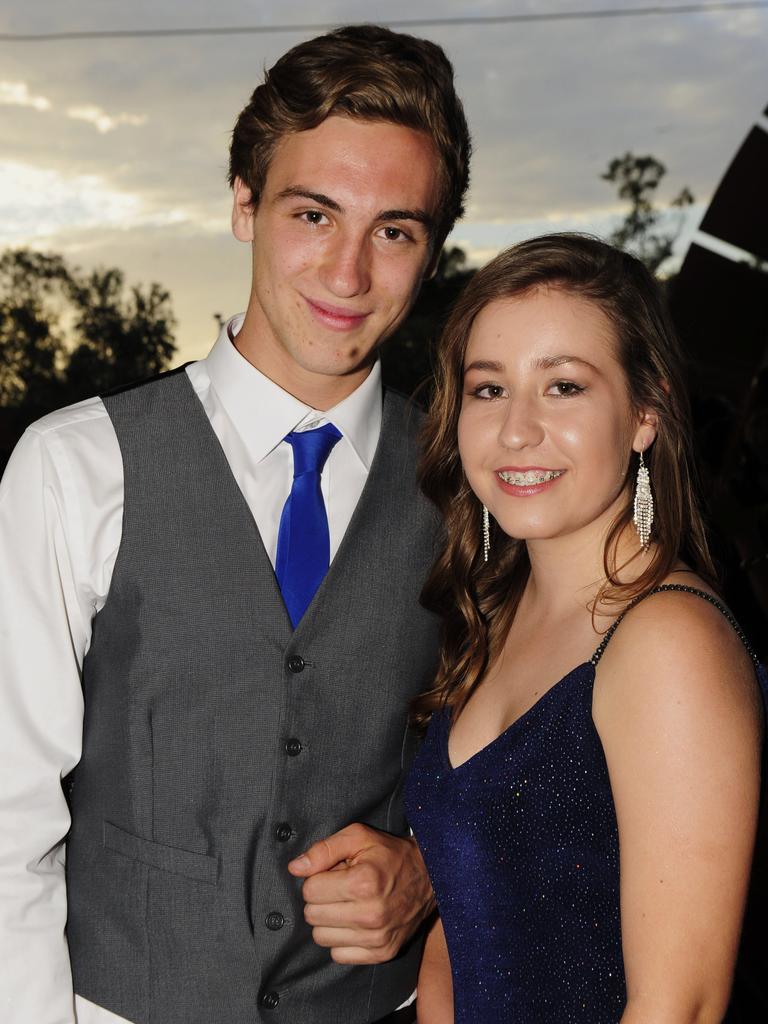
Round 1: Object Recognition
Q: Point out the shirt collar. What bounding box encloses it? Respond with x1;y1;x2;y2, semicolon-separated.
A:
202;313;382;469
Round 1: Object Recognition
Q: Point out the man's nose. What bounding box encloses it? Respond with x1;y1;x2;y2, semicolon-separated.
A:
319;232;372;298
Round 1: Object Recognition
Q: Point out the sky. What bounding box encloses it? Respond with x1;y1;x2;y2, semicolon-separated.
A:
1;0;767;362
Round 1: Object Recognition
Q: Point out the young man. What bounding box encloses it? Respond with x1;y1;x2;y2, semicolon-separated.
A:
0;24;470;1024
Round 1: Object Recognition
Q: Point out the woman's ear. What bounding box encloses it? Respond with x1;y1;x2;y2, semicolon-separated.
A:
632;408;659;454
231;176;256;243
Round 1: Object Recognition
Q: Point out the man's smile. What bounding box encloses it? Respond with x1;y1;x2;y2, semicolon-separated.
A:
303;296;372;332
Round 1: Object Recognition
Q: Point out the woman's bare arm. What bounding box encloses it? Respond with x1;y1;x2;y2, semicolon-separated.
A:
417;913;454;1023
593;590;762;1023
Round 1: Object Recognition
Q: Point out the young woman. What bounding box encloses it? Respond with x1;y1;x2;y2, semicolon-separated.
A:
404;235;766;1023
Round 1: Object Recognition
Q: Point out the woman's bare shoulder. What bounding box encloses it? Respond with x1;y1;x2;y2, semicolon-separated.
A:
594;570;761;727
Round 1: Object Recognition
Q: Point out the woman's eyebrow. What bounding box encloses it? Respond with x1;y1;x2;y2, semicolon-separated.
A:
534;354;601;373
464;359;505;373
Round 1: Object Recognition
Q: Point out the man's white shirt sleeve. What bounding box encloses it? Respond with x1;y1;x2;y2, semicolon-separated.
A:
0;399;122;1024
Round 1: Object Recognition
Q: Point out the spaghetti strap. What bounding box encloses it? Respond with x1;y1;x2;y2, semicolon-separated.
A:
590;583;759;667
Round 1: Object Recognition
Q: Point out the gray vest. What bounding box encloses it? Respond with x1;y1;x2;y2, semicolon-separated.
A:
66;369;441;1023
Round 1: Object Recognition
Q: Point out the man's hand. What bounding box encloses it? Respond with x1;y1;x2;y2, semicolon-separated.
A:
287;822;435;964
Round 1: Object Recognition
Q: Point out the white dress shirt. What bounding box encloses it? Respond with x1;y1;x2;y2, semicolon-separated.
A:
0;315;383;1024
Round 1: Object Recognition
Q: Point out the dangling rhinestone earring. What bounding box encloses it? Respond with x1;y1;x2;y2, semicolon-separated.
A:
482;504;491;563
633;450;654;551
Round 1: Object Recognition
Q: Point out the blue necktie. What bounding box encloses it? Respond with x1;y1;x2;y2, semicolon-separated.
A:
275;423;342;627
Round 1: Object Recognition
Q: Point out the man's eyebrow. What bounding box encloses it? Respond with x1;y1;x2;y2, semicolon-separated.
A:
273;187;433;231
377;208;434;231
274;187;342;212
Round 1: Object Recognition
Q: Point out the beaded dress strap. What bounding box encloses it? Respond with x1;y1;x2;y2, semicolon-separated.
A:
590;584;759;667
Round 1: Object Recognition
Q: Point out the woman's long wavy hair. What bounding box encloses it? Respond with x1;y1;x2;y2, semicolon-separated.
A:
413;233;716;727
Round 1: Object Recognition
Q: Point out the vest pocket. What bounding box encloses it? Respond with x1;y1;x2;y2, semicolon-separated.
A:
103;820;219;885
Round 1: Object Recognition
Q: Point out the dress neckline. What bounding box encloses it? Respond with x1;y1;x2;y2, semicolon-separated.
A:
442;661;595;773
441;583;760;774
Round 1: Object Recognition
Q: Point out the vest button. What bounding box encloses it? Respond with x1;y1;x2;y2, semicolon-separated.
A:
265;911;285;931
285;738;302;756
287;655;305;673
259;990;280;1009
275;822;293;842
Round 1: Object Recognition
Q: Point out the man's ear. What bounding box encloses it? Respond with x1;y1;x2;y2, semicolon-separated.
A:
231;176;256;242
423;243;442;282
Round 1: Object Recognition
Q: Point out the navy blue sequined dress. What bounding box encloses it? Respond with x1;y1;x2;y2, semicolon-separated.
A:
404;586;768;1024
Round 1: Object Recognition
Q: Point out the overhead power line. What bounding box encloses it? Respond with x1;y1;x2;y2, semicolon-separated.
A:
1;2;767;43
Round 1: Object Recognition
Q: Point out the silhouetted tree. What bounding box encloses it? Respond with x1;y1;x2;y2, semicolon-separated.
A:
0;250;70;410
65;268;176;400
602;153;694;274
382;245;475;399
0;248;176;473
0;248;176;415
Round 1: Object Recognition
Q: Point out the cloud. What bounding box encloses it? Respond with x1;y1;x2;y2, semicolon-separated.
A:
0;81;145;133
0;159;142;244
65;105;147;133
0;81;51;112
716;7;766;38
449;202;705;275
0;158;217;248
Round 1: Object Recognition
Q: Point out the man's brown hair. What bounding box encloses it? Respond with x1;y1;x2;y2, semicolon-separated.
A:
228;24;471;248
